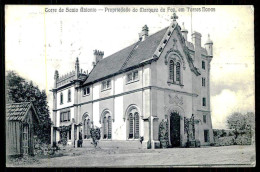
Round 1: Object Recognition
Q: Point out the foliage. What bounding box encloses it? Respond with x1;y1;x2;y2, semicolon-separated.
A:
58;125;71;146
159;119;169;148
6;71;52;144
227;112;255;140
90;126;101;148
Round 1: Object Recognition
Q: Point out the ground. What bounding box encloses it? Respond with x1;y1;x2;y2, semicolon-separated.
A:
6;145;255;167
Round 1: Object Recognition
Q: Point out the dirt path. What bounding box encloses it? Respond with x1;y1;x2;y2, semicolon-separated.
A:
8;145;255;167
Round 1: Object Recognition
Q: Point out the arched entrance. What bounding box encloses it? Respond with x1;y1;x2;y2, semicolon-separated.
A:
170;111;181;147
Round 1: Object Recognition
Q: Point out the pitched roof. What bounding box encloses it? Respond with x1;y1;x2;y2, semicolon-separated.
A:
6;102;40;122
84;27;169;84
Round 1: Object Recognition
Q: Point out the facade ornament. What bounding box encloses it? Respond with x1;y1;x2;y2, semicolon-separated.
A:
169;94;183;106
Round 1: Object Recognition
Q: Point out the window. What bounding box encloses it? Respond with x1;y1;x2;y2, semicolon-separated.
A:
127;70;139;83
102;112;112;139
134;113;139;139
169;60;174;82
202;61;206;70
60;111;71;122
101;80;111;91
84;118;91;139
202;97;206;107
83;87;90;96
128;111;140;139
168;57;183;85
176;62;181;82
68;90;71;102
204;130;209;142
202;77;206;87
203;115;207;123
60;92;63;104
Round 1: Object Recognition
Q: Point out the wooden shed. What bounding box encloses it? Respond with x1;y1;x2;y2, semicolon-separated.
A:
6;102;40;156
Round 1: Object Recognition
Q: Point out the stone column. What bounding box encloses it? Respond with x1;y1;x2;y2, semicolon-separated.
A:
151;117;160;149
51;125;54;146
71;123;75;147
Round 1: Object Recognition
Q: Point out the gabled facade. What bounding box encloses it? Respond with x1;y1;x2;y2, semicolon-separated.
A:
51;13;214;149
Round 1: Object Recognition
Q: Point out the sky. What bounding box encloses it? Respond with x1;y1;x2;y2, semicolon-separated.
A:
5;5;254;129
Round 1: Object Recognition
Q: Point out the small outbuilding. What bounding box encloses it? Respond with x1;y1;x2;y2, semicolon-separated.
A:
6;102;40;156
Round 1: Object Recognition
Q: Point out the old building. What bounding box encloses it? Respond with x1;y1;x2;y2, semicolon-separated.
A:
51;13;214;149
6;102;40;156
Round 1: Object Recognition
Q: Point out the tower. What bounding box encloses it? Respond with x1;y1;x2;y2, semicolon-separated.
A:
204;34;213;57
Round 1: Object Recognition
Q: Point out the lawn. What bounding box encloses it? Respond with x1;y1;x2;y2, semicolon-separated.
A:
6;145;255;167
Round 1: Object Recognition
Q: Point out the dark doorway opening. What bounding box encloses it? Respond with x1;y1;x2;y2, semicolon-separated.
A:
170;112;181;147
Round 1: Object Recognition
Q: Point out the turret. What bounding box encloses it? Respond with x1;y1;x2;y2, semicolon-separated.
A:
181;22;188;42
54;70;59;88
204;34;213;57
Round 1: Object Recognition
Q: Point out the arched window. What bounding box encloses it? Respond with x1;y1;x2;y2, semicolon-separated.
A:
127;109;140;139
60;92;63;104
84;118;91;139
134;113;139;139
102;112;112;139
176;62;181;82
68;90;71;102
169;60;174;82
108;116;112;139
129;113;134;139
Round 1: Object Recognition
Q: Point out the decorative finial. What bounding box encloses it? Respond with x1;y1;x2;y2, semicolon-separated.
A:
171;13;178;21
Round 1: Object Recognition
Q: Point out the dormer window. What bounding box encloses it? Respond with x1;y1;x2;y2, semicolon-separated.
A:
127;70;139;83
101;80;111;91
83;87;90;96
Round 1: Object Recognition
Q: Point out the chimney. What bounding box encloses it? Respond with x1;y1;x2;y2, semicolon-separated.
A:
75;57;80;79
181;22;188;42
139;25;149;41
93;50;104;67
191;31;202;48
54;70;59;88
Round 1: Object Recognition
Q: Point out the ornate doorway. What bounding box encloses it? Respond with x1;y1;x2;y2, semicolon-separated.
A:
170;112;181;147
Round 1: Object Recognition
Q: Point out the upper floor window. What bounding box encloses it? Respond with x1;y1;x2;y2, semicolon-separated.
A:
168;58;182;85
60;110;70;122
203;115;207;123
83;87;90;96
68;90;71;102
60;92;63;105
202;97;206;107
101;80;111;91
202;61;206;70
202;77;206;87
127;70;139;83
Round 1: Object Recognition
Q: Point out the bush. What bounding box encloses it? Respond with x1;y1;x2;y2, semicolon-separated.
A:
90;126;101;148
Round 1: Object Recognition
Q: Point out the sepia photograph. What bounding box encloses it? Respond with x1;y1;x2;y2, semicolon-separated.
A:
5;5;255;167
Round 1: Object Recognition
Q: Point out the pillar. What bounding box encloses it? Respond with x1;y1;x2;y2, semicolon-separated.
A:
71;124;75;147
51;125;54;146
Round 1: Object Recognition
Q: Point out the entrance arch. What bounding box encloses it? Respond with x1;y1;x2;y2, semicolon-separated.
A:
169;111;181;147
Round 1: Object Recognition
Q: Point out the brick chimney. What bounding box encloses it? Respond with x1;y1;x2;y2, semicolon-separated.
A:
139;25;149;41
92;50;104;67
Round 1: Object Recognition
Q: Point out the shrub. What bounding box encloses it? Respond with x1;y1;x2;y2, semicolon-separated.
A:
90;126;101;148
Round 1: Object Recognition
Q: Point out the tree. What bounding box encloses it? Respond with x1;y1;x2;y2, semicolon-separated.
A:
226;112;255;140
6;71;52;144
